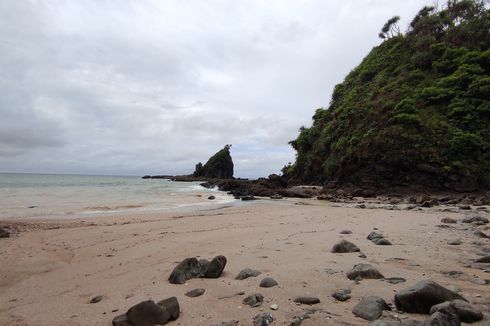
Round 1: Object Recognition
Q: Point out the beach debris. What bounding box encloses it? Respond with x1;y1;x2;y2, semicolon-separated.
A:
259;277;278;288
294;296;320;305
352;296;390;321
168;255;227;284
89;295;103;304
235;268;261;280
112;297;179;326
331;239;360;253
252;312;274;326
332;289;351;302
0;227;11;238
394;280;466;314
367;232;392;245
430;300;483;323
347;264;384;280
243;293;264;307
185;288;205;298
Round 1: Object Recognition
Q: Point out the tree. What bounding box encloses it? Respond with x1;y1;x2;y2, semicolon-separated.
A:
379;16;401;39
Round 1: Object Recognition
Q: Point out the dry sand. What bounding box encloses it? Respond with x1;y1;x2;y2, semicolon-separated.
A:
0;199;489;325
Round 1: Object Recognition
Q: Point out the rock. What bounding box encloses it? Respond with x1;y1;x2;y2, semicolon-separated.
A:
385;277;406;284
367;232;392;245
430;299;483;323
168;255;226;284
259;277;278;288
394;280;466;314
331;239;360;253
293;296;320;305
270;304;278;310
447;239;462;245
204;255;227;278
253;312;274;326
89;295;103;303
462;216;488;224
423;311;460;326
475;255;490;263
332;289;351;301
359;252;367;258
459;205;471;210
340;229;353;234
270;194;283;199
193;145;234;179
347;264;384;280
241;195;256;201
236;268;261;280
211;321;239;326
352;296;390;321
126;300;171;326
441;217;457;224
243;293;264;307
157;297;180;320
208;195;216;200
185;288;205;298
112;314;131;326
0;227;11;238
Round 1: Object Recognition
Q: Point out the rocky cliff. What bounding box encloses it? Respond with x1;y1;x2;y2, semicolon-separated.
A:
193;145;234;179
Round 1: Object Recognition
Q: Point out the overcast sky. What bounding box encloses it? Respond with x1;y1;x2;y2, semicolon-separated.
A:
0;0;430;178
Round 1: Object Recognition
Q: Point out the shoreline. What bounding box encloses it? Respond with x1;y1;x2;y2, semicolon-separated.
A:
0;200;489;325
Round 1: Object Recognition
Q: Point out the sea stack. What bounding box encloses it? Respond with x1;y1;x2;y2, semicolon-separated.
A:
193;145;234;179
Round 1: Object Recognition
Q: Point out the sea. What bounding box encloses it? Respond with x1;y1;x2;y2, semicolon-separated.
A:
0;173;235;220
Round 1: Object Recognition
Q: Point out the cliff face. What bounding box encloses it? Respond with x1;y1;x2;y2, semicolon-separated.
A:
193;145;234;179
285;1;490;192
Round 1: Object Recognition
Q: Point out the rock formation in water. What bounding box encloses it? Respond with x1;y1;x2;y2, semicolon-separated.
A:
193;145;234;179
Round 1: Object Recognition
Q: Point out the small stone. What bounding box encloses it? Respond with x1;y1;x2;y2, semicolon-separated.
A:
340;230;352;234
243;293;264;307
293;296;320;305
352;296;390;321
270;304;278;310
236;268;261;280
89;295;103;304
385;277;406;284
359;252;367;258
347;263;384;280
447;239;462;245
259;277;278;288
332;289;351;301
252;312;274;326
185;288;205;298
462;216;488;223
0;227;11;238
331;239;360;253
208;195;216;200
367;232;392;245
210;321;239;326
441;217;457;224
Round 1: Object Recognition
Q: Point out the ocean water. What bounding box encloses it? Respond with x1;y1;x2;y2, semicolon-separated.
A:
0;173;235;219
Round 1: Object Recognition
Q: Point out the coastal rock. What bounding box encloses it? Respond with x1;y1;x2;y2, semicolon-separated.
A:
193;145;234;179
168;255;226;284
332;239;360;253
252;312;274;326
367;232;392;245
236;268;261;280
0;227;10;238
394;280;466;314
157;297;180;320
352;296;390;321
347;264;384;280
204;255;227;278
185;288;205;298
243;293;264;307
293;296;320;305
259;277;278;288
429;300;483;323
332;289;351;301
112;314;131;326
423;311;460;326
126;300;171;326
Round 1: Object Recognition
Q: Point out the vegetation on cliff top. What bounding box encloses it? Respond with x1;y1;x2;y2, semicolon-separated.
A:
285;0;490;191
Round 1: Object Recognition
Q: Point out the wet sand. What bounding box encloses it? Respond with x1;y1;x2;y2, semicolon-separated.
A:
0;199;489;325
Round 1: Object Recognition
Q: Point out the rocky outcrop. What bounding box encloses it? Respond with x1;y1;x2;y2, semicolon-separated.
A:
193;145;234;179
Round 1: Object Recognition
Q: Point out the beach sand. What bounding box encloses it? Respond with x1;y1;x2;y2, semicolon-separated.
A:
0;199;489;325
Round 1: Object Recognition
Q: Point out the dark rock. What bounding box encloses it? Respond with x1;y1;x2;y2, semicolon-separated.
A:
441;218;457;224
423;311;460;326
259;277;278;288
462;216;488;224
193;145;234;179
430;299;483;323
89;295;103;303
447;238;462;245
157;296;180;320
352;296;390;321
112;314;131;326
459;205;471;210
347;263;384;280
270;194;283;199
394;280;466;314
0;227;10;238
332;289;351;301
126;300;171;326
340;229;353;234
243;293;264;307
331;239;360;253
236;268;261;280
208;195;216;200
475;255;490;263
367;232;392;245
185;288;205;298
385;277;406;284
204;255;227;278
241;195;256;201
253;312;274;326
293;296;320;305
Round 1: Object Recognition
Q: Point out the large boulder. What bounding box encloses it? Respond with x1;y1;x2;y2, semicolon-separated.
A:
193;145;234;179
394;280;466;314
168;256;226;284
352;296;390;321
347;264;384;280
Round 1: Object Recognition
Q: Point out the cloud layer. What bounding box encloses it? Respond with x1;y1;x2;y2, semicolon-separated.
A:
0;0;429;177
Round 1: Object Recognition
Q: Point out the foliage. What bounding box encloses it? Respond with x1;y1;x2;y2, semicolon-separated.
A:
287;0;490;190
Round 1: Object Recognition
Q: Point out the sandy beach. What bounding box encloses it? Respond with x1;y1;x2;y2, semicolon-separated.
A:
0;199;489;325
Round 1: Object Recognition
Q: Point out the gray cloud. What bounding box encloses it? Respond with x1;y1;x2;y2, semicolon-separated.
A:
0;0;429;177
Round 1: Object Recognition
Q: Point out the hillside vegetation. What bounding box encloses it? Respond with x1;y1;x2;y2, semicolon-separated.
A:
285;0;490;192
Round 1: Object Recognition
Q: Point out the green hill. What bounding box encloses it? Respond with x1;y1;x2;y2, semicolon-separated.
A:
285;0;490;192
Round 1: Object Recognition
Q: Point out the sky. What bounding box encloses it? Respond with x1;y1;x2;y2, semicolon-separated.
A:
0;0;430;178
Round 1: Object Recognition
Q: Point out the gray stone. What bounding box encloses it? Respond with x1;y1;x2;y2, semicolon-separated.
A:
253;312;274;326
331;239;360;253
394;280;466;314
367;232;392;245
429;299;483;323
347;263;384;280
352;296;390;321
210;321;238;326
259;277;278;288
293;296;320;305
385;277;406;284
236;268;261;280
204;255;227;278
126;300;171;326
332;289;351;301
423;311;460;325
243;293;264;307
185;288;205;298
462;216;488;224
157;296;180;320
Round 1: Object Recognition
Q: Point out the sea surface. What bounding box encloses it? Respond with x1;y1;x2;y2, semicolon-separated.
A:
0;173;235;220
